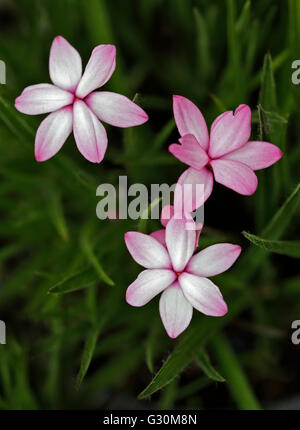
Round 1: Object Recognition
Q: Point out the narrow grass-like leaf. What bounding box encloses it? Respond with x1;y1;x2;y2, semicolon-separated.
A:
138;293;250;399
0;94;34;143
194;7;211;81
76;327;100;390
212;334;261;410
48;191;69;242
197;350;225;382
48;268;98;295
235;0;251;34
152;118;175;152
145;321;160;373
81;226;115;287
158;379;178;410
238;183;300;279
263;183;300;239
259;53;277;111
81;0;127;93
256;53;283;230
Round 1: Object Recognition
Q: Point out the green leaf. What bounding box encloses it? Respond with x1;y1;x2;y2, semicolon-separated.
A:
76;327;100;389
238;183;300;279
158;379;178;410
256;53;288;230
250;49;289;90
259;53;277;111
209;93;228;112
48;268;98;295
82;0;114;44
177;376;210;400
263;182;300;239
194;7;211;81
226;0;240;73
47;191;69;242
235;0;251;34
288;0;300;54
0;94;34;144
145;321;160;373
197;350;225;382
152;118;176;152
243;232;300;258
138;293;250;399
212;334;261;410
81;226;115;287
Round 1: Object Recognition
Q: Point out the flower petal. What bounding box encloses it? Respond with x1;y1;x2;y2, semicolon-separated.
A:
169;134;209;170
211;159;258;195
186;243;241;277
75;45;116;98
222;141;282;170
150;229;166;247
209;104;251;158
166;217;196;272
86;91;148;127
49;36;82;92
173;95;209;150
126;269;176;307
179;273;228;316
159;282;193;338
35;106;73;162
125;231;171;269
15;84;74;115
160;205;175;227
73;100;107;163
174;167;213;214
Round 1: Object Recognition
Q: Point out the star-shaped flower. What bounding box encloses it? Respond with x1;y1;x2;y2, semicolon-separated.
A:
15;36;148;162
125;218;241;338
169;95;282;199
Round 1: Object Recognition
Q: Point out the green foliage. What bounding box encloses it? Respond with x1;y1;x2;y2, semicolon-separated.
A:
243;232;300;258
0;0;298;410
212;334;261;410
196;350;225;383
138;294;249;399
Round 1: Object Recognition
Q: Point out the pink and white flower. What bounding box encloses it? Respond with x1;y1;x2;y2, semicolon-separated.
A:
15;36;148;163
125;218;241;338
169;95;282;198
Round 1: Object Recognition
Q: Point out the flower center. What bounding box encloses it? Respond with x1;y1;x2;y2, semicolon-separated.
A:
73;95;82;103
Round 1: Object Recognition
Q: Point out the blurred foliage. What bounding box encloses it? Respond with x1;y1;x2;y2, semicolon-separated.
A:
0;0;299;410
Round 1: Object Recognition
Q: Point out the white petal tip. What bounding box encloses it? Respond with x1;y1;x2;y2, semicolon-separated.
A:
125;291;138;307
